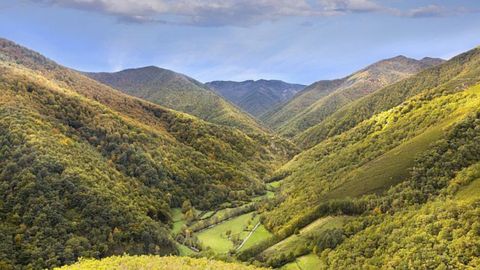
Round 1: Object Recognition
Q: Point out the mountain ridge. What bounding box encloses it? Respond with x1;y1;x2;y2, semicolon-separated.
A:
263;46;480;234
85;66;266;134
261;55;444;138
0;38;296;269
206;79;305;117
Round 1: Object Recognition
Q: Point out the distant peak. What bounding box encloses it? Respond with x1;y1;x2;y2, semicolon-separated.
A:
383;55;419;63
125;65;164;72
419;57;445;66
364;55;415;69
114;65;180;76
392;55;409;60
420;56;444;61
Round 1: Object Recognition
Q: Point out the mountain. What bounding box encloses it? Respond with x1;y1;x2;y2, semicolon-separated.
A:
254;46;480;267
0;38;296;269
85;67;265;134
206;80;305;117
261;56;444;139
2;35;479;270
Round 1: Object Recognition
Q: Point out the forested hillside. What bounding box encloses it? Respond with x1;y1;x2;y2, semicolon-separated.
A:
262;56;443;138
296;51;478;149
0;38;295;269
206;80;305;117
265;47;480;232
244;47;480;268
85;67;265;134
1;36;479;270
319;121;480;268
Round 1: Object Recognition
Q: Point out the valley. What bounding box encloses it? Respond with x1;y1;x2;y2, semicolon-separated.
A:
1;38;480;270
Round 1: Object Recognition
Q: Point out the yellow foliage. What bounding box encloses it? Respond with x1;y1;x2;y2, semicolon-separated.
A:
55;255;267;270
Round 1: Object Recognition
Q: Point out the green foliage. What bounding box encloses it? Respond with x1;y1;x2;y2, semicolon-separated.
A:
322;200;480;269
263;56;441;138
86;67;266;134
189;204;256;232
258;216;347;267
281;254;324;270
236;236;282;262
261;80;341;135
257;49;480;269
297;47;480;148
1;38;480;270
269;98;480;269
265;79;480;234
239;224;274;251
196;212;258;254
0;38;296;269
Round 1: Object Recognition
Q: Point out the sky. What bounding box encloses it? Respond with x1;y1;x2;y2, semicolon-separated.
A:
0;1;479;84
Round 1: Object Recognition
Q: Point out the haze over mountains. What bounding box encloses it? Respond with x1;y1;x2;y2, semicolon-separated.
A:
1;37;480;270
85;67;265;134
261;55;445;139
206;80;305;117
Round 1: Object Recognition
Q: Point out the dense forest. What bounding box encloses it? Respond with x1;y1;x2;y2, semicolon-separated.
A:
262;47;480;231
0;39;295;269
261;56;443;138
238;47;480;269
1;37;480;270
85;67;266;134
296;47;480;149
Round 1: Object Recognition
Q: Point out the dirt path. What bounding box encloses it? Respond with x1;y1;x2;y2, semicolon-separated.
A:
236;222;260;251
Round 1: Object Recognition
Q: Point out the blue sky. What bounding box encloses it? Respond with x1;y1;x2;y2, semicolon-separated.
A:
1;1;479;84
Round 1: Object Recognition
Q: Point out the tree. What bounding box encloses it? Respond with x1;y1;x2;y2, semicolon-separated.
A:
182;200;192;214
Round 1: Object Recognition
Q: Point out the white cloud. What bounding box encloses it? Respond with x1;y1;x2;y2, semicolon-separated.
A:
404;4;477;18
33;0;385;26
33;1;479;26
320;0;383;12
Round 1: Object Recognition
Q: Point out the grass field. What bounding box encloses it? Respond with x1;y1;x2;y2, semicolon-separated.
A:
261;216;347;258
197;212;258;253
454;163;480;202
281;254;324;270
239;224;274;251
252;180;282;202
252;191;275;202
173;182;279;256
176;243;196;256
267;180;282;189
172;208;186;235
456;177;480;202
199;211;215;219
325;123;446;200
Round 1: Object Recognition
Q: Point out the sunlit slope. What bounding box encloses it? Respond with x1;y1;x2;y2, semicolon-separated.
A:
322;163;480;269
262;56;442;138
86;67;266;134
264;79;480;233
297;48;480;149
257;106;480;269
261;80;342;132
0;38;296;269
0;65;177;268
0;38;295;187
55;255;267;270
